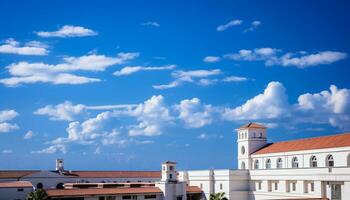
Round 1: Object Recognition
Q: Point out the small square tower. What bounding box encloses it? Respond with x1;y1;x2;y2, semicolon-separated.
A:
236;123;267;170
56;158;64;172
162;161;177;182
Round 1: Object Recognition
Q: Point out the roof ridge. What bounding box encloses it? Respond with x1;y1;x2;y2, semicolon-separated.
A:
272;132;350;144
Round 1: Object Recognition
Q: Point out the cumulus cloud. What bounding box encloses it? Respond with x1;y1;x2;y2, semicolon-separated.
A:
0;38;48;55
0;110;19;133
224;48;346;68
153;69;221;90
36;25;97;38
31;144;67;154
142;21;160;27
24;130;35;139
223;81;289;120
0;52;139;86
296;85;350;129
175;98;213;128
217;19;243;31
203;56;221;63
113;65;176;76
126;95;173;136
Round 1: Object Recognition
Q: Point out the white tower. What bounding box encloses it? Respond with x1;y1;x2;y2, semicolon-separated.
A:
56;158;64;172
236;123;267;170
161;161;177;182
156;161;187;200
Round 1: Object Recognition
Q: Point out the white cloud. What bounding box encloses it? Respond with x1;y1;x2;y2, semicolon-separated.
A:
197;79;218;86
176;98;213;128
0;110;19;133
31;144;66;154
127;95;172;136
224;48;346;68
24;130;35;139
197;133;223;140
142;21;160;27
0;123;19;133
153;69;221;90
0;52;138;86
272;51;347;68
0;38;48;55
222;76;249;82
35;101;85;121
113;65;175;76
297;85;350;129
203;56;221;63
217;19;243;31
223;81;289;120
37;25;97;38
0;110;18;122
244;20;261;32
2;149;13;154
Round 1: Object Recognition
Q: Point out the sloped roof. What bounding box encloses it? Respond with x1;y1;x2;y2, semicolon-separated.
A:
238;122;266;129
253;132;350;155
186;186;202;194
0;170;39;179
68;171;161;178
0;181;33;188
46;187;162;197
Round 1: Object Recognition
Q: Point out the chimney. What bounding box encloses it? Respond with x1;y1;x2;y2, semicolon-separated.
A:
56;158;64;173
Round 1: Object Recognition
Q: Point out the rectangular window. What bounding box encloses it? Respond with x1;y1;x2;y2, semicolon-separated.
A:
145;195;157;199
99;197;105;200
292;182;296;191
176;196;183;200
258;182;262;190
311;182;314;192
274;182;278;190
169;174;173;179
169;166;174;170
17;188;24;192
122;196;131;200
200;184;203;189
220;183;223;190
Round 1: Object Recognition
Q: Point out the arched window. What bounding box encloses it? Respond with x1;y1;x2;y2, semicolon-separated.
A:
241;146;245;155
310;156;317;168
36;182;43;189
292;157;299;168
326;155;334;167
254;160;259;169
277;158;283;168
56;183;64;189
241;162;246;170
266;159;271;169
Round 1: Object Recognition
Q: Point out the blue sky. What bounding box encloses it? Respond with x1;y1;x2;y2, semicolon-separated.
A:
0;0;349;171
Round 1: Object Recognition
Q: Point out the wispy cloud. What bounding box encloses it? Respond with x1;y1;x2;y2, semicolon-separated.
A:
24;130;35;139
36;25;98;38
224;48;346;68
142;21;160;27
203;56;221;63
0;38;48;55
153;69;222;90
244;20;261;32
0;52;139;86
113;65;176;76
217;19;243;31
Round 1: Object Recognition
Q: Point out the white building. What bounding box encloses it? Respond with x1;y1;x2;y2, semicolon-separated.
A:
179;122;350;200
1;122;350;200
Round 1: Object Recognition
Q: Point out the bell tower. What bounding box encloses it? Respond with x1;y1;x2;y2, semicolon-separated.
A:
236;123;267;170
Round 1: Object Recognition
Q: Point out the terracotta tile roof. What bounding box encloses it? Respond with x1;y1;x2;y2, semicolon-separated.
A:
253;132;350;155
238;122;266;129
46;187;162;197
68;171;161;178
0;170;39;179
0;181;33;188
186;186;202;194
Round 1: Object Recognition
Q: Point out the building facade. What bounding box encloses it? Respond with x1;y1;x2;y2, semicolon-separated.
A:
1;122;350;200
